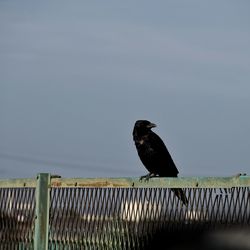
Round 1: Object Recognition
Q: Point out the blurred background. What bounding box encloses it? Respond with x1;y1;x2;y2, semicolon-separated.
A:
0;0;250;178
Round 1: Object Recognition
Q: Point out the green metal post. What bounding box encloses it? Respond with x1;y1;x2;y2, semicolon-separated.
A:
34;173;51;250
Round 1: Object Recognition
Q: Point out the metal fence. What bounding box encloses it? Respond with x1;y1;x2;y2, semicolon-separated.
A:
0;173;250;249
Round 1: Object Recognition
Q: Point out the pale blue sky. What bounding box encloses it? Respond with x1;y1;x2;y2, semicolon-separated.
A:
1;1;250;178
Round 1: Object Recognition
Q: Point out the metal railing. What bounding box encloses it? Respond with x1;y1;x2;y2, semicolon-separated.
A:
0;173;250;249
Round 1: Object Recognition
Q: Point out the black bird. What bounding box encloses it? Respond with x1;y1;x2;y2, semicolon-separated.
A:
133;120;188;206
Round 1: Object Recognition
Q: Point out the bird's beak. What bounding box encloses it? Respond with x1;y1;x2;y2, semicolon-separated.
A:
147;123;156;128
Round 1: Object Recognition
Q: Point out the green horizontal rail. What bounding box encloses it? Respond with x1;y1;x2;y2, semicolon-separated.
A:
0;174;249;188
0;178;36;188
50;174;250;188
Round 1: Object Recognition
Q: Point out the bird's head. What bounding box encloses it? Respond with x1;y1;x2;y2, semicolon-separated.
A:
133;120;156;136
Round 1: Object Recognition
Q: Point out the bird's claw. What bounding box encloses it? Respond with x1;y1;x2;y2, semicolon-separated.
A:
139;176;150;182
139;173;157;182
139;174;150;182
139;176;146;182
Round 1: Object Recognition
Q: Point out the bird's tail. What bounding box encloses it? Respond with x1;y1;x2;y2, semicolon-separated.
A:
171;188;188;206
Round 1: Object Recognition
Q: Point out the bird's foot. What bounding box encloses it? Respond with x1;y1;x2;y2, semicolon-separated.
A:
139;174;150;182
139;173;158;182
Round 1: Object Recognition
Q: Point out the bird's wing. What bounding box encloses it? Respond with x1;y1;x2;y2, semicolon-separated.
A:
146;132;179;176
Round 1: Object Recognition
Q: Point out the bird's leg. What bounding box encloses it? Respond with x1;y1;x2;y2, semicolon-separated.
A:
140;173;158;182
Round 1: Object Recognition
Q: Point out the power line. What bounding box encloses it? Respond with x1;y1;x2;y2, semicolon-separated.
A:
0;152;83;169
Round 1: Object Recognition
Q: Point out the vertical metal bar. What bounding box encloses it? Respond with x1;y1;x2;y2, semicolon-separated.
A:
34;173;51;250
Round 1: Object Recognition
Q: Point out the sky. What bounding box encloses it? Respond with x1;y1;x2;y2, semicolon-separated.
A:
0;1;250;179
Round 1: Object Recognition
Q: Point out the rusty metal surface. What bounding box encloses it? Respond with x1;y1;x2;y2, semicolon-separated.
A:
0;178;36;188
0;174;249;188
